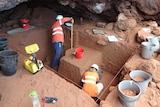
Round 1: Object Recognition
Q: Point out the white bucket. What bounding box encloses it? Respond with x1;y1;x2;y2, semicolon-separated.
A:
117;80;141;107
146;36;159;52
141;42;155;59
129;70;152;94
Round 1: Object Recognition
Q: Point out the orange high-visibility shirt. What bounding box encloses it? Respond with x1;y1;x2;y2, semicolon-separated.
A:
51;17;72;43
82;71;99;97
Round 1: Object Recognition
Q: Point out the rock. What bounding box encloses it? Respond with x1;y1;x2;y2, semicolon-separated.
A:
92;29;104;34
134;0;160;15
149;81;157;88
117;13;128;21
96;22;106;28
30;7;57;27
106;22;114;30
115;18;137;31
157;82;160;89
87;2;106;14
137;28;153;42
152;27;160;35
146;21;158;27
58;0;71;6
97;39;107;45
0;0;28;11
109;86;116;92
148;99;158;106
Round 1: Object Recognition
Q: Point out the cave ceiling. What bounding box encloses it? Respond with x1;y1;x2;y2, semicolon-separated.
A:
0;0;160;24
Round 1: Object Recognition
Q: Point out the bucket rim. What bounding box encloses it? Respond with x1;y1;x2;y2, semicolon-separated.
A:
0;50;18;56
118;80;141;97
20;18;29;23
75;48;84;51
141;42;155;46
129;70;152;81
0;37;8;41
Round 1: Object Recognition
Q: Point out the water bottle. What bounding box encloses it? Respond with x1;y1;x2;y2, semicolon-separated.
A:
29;91;41;107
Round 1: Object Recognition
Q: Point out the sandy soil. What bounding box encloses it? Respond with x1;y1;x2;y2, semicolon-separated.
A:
0;6;160;107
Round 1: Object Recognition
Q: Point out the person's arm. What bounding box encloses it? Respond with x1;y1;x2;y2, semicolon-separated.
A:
96;72;100;82
81;72;86;82
60;17;72;25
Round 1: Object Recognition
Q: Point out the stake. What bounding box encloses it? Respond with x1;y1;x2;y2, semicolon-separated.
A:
71;18;74;49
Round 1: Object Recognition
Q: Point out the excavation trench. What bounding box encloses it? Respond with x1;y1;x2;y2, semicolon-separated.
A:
4;22;135;103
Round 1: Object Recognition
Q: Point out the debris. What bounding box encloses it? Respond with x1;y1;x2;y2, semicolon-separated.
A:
142;27;151;33
106;35;118;42
96;22;106;28
6;25;35;35
92;29;104;34
42;97;58;103
117;13;128;21
146;21;158;27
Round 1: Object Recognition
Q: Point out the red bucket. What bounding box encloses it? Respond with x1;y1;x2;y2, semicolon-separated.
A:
75;48;84;59
20;19;29;29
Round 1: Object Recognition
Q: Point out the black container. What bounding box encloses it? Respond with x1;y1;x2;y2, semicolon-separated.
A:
0;50;18;76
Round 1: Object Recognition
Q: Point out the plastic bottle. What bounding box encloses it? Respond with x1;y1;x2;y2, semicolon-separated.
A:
29;91;41;107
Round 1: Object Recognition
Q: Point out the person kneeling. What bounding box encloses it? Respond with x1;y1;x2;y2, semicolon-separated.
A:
81;64;104;97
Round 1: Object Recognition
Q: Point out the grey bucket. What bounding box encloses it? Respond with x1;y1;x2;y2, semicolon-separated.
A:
0;50;18;76
146;36;159;52
141;42;155;59
117;80;141;107
0;37;8;45
129;70;152;94
0;37;8;51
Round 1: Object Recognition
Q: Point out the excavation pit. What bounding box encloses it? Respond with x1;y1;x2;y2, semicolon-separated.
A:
4;23;135;102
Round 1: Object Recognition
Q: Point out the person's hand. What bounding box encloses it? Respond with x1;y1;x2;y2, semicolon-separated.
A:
71;17;74;24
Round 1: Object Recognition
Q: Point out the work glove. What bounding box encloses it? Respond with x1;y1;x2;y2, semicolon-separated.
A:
71;17;74;24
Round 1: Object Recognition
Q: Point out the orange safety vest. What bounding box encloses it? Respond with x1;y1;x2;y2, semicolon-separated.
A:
82;71;99;97
51;17;72;43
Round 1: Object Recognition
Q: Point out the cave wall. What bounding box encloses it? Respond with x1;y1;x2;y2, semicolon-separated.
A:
0;0;160;24
0;0;28;11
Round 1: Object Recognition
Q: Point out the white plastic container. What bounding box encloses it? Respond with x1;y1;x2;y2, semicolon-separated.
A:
29;91;41;107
